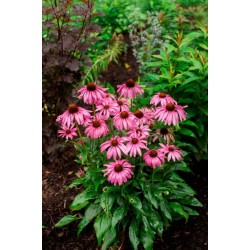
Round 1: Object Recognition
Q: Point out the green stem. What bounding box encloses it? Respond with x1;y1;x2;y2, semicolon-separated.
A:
75;122;94;169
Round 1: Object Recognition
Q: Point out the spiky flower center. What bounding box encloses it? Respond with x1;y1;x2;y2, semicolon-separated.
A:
166;103;175;111
160;127;168;135
65;130;71;134
68;104;78;114
92;120;101;128
120;111;129;119
132;138;139;144
114;164;123;172
126;79;135;88
87;82;96;91
168;146;175;152
134;110;144;119
104;105;109;109
136;129;142;133
149;150;158;157
111;139;119;146
117;100;123;106
159;92;166;98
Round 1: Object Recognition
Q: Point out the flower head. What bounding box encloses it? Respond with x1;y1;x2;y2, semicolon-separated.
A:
143;149;165;168
154;102;187;125
127;125;151;138
96;99;120;119
100;136;128;160
117;79;144;99
153;127;175;144
116;99;130;111
56;104;91;127
58;124;77;140
77;82;108;105
113;111;135;131
124;135;148;157
133;108;154;126
160;144;182;162
150;92;177;106
85;117;109;138
103;160;134;186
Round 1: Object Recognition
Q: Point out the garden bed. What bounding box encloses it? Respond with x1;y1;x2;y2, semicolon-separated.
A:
42;34;207;249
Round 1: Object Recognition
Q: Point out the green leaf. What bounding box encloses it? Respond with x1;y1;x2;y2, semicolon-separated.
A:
181;197;203;207
112;205;127;228
128;195;142;212
182;120;198;128
107;83;115;94
145;190;158;210
174;161;191;172
183;206;199;216
159;201;172;221
141;227;154;250
77;203;102;235
169;202;189;221
129;220;140;250
70;189;95;211
55;215;81;227
94;213;112;245
101;227;117;250
100;192;116;214
148;209;163;237
66;178;84;190
179;128;196;138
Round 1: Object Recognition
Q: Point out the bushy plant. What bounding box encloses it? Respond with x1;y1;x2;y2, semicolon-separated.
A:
141;26;208;161
42;0;102;114
55;80;202;249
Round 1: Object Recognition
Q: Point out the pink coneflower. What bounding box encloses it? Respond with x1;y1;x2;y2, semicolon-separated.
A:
153;127;175;144
96;100;120;119
116;99;130;111
100;136;128;160
154;102;187;126
124;135;148;157
133;108;154;126
96;93;116;105
160;144;182;162
56;104;92;127
58;124;77;140
85;118;109;138
150;92;177;106
117;79;144;99
143;149;165;168
103;160;134;186
77;82;108;105
113;111;136;131
127;125;151;138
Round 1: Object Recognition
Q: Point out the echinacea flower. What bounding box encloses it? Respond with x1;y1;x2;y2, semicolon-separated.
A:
96;100;120;119
127;125;151;138
117;79;144;99
58;124;77;140
103;160;134;186
160;144;182;161
85;118;109;138
96;93;116;105
56;104;92;127
116;99;130;111
124;135;148;157
143;149;165;168
153;127;175;144
133;108;154;126
100;136;128;160
77;82;108;105
154;102;187;126
113;111;135;131
150;92;177;106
